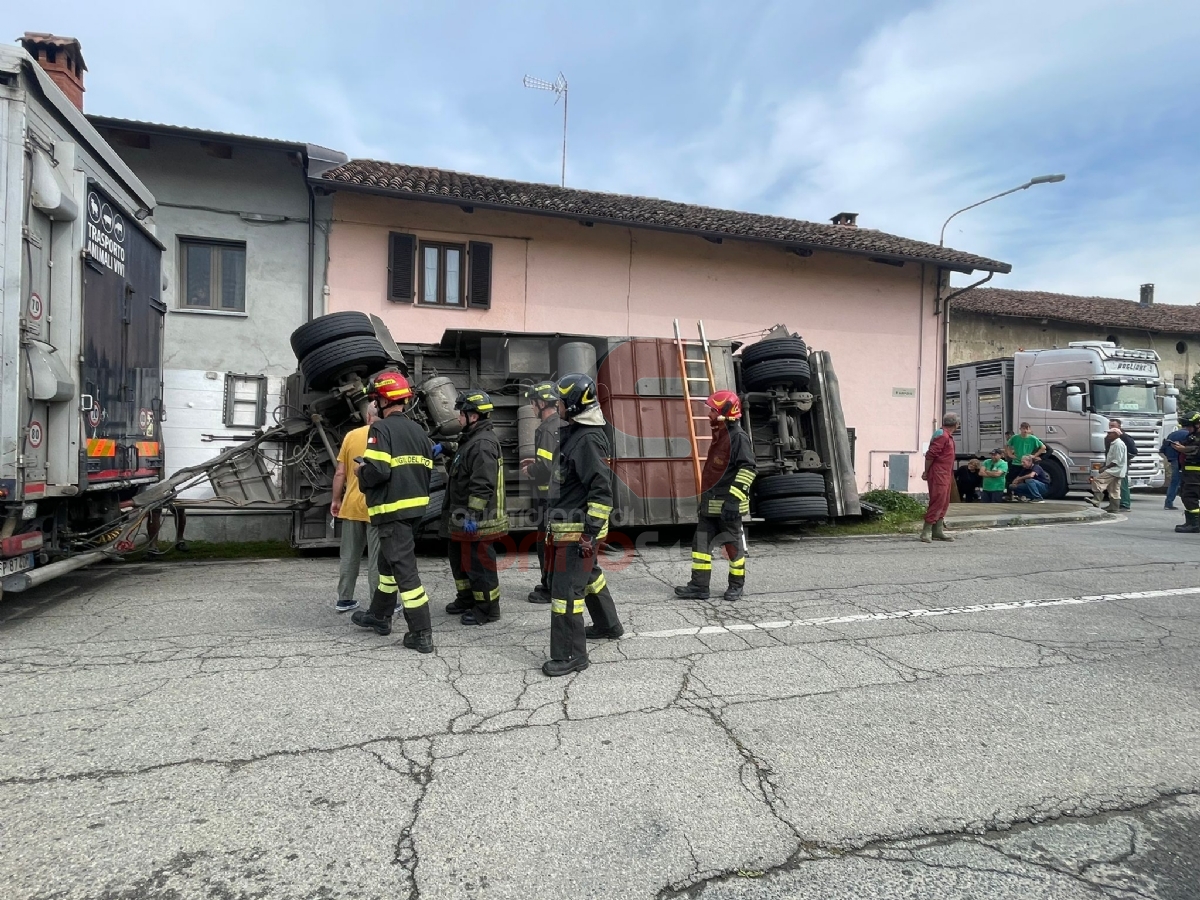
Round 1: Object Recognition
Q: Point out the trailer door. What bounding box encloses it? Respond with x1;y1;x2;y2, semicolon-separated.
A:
80;181;164;487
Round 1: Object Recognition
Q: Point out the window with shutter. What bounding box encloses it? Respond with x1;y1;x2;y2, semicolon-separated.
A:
468;241;493;309
388;232;416;302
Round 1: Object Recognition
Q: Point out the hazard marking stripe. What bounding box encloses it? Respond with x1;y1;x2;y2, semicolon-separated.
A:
87;439;116;457
633;587;1200;640
136;441;160;456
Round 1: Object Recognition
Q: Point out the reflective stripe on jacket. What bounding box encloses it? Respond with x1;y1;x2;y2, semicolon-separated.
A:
359;413;433;524
444;418;508;538
700;421;757;517
526;411;562;497
548;423;612;541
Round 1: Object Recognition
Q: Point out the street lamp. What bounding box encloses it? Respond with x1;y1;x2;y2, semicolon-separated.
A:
523;72;568;187
939;174;1065;246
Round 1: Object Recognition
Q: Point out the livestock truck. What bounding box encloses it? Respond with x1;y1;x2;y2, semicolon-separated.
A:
3;309;861;592
946;342;1180;498
1;44;165;592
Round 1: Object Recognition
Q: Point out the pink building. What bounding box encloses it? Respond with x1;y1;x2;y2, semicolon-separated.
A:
317;163;1009;492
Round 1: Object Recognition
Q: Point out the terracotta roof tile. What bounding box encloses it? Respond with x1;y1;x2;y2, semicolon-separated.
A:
954;288;1200;335
320;160;1010;274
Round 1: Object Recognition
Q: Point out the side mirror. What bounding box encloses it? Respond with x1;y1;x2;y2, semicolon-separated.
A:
1163;395;1178;416
1066;393;1083;415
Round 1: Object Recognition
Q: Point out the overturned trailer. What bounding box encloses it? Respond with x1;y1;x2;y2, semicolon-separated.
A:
3;310;860;592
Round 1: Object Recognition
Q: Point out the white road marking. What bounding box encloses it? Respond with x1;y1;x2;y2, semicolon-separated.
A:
634;586;1200;639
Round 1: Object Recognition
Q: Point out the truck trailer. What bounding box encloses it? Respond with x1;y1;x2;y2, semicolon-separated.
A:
3;309;861;592
1;44;165;591
947;342;1180;498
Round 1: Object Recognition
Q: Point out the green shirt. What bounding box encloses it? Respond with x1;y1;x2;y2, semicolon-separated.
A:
1007;433;1045;460
982;460;1008;491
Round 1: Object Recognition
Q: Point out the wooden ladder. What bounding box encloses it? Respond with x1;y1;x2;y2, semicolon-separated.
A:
674;319;716;496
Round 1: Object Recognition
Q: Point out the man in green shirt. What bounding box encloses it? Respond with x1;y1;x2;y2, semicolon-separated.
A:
981;449;1009;502
1007;423;1046;463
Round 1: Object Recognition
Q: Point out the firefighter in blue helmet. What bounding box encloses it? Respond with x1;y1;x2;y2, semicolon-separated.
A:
542;373;624;676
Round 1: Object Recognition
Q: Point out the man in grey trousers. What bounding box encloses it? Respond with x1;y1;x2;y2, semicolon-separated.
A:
332;405;380;612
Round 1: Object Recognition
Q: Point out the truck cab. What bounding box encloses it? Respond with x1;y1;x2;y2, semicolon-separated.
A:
948;342;1178;499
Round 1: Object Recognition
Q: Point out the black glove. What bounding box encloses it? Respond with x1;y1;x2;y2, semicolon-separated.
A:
721;501;742;524
578;534;596;559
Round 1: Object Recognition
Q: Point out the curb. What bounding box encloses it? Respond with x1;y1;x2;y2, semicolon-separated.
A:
942;509;1109;532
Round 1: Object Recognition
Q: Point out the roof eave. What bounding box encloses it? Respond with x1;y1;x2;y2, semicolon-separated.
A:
87;115;309;154
313;176;1010;275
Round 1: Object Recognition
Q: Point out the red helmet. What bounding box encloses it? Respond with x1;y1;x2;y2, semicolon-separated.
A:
705;390;742;421
368;369;413;407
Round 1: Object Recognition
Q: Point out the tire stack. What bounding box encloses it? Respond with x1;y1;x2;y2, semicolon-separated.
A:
290;312;391;391
740;336;810;392
740;335;830;522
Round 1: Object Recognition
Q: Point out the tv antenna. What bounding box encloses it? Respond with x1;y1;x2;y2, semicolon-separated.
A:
522;72;568;186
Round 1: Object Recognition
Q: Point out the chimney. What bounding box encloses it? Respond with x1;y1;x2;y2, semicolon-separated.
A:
19;33;87;111
830;212;858;227
1139;283;1154;306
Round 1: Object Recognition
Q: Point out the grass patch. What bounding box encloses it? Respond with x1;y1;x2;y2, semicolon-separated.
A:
130;540;299;562
804;489;927;537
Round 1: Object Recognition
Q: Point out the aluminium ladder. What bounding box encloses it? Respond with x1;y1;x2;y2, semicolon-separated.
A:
673;318;717;497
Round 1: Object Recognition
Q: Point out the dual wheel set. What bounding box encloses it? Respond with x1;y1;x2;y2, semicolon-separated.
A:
290;311;392;390
739;335;831;523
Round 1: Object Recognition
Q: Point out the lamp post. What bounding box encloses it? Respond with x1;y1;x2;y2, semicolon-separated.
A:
523;72;568;187
939;174;1065;246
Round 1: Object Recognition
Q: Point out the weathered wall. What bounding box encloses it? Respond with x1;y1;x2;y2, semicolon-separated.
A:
949;309;1200;388
100;131;324;542
326;192;947;492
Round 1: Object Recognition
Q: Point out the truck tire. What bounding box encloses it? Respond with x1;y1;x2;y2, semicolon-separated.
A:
1041;456;1069;500
740;336;808;366
754;472;826;499
290;312;377;360
300;335;390;390
756;496;830;521
743;358;811;391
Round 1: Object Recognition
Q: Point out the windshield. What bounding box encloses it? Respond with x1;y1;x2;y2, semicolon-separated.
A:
1091;382;1158;415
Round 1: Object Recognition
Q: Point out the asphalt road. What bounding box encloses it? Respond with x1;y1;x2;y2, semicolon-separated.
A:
2;498;1198;899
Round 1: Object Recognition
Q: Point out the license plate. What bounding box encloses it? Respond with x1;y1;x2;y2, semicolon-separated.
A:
1;553;34;577
1131;479;1148;488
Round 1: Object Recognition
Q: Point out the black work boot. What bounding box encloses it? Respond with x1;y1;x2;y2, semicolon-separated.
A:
351;610;392;636
527;585;551;604
723;582;744;602
585;624;624;640
403;629;434;653
674;583;710;600
461;601;500;625
445;591;474;615
1176;512;1200;534
542;656;589;677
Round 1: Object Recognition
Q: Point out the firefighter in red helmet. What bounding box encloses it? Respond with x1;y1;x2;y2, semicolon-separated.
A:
351;369;436;652
674;389;756;602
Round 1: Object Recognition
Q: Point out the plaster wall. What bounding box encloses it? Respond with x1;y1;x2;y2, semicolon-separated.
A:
326;192;946;492
949;309;1199;388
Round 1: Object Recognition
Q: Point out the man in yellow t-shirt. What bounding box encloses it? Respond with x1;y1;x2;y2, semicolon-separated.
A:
332;406;380;612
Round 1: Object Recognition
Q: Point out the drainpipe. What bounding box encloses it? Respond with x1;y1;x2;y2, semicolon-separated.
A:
937;269;994;413
305;173;316;323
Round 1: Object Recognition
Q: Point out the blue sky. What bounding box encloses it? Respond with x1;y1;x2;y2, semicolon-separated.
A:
30;0;1200;302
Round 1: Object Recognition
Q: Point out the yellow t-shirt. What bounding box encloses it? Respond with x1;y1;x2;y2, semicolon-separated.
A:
336;425;371;522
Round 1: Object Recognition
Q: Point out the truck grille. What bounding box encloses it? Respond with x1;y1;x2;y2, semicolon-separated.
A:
1124;427;1161;476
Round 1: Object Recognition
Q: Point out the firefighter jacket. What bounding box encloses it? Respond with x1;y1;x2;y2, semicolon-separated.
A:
699;420;757;517
359;413;434;524
526;411;562;499
548;421;612;542
444;418;508;539
1180;431;1200;468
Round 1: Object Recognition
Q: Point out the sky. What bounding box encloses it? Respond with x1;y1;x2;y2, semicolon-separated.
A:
26;0;1200;302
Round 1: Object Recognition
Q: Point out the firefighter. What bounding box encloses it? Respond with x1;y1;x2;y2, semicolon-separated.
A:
1172;411;1200;534
520;380;561;604
352;369;435;653
674;390;756;602
543;373;624;677
442;391;509;625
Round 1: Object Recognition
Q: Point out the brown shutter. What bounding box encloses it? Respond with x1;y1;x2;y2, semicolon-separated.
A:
468;241;492;309
388;232;415;302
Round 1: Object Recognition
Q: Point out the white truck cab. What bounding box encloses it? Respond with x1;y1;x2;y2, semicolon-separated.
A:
948;342;1179;498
